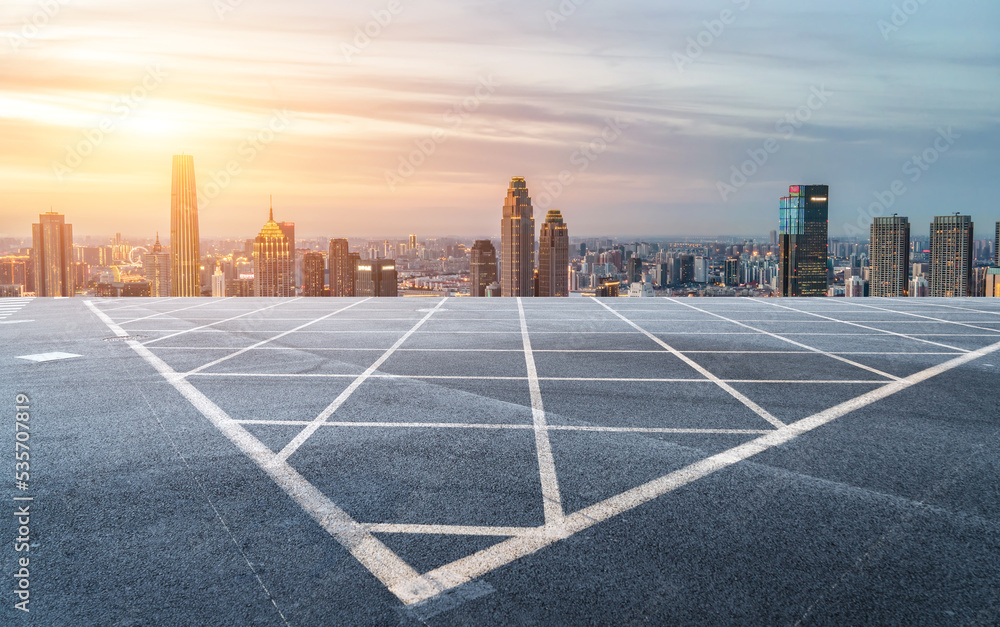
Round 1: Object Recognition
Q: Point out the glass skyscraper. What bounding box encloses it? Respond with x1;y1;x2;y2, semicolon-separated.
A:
470;240;498;297
32;211;74;297
778;184;829;297
170;154;201;297
253;202;293;297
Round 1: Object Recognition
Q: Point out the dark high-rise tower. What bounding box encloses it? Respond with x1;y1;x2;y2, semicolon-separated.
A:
870;216;911;297
170;154;201;297
778;184;829;297
501;177;535;297
929;214;973;297
32;211;74;297
470;240;498;297
355;259;397;297
253;200;293;297
302;251;326;297
994;221;999;266
538;210;569;297
328;238;354;297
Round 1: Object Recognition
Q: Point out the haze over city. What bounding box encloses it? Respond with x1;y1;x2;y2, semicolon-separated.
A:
3;0;999;238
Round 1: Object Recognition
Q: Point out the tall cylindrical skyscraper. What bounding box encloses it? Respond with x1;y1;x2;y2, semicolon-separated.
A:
500;177;535;297
170;154;201;297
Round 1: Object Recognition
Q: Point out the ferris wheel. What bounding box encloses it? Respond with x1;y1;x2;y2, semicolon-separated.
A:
128;246;150;265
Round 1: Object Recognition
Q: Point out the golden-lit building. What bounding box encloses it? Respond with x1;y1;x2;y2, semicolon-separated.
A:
302;251;326;297
170;154;201;296
253;201;293;297
500;177;535;297
538;210;569;297
328;238;354;297
32;211;74;297
143;233;171;297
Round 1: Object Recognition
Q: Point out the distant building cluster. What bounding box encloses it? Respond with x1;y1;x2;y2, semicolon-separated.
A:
3;158;999;299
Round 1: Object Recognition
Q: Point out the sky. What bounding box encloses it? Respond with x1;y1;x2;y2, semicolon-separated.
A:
1;0;998;239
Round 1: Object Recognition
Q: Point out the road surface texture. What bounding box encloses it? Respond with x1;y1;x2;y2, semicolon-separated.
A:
2;296;999;625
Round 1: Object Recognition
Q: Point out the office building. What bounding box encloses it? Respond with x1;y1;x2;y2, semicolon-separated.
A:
694;256;709;283
625;256;642;285
846;275;866;298
170;154;201;296
870;216;911;297
253;202;293;297
678;255;695;283
538;210;569;297
995;221;999;265
986;267;1000;297
909;276;929;297
725;257;740;287
32;211;74;297
500;177;535;297
302;252;326;297
355;259;397;297
143;233;171;297
409;234;417;251
211;266;225;298
328;239;354;297
778;185;829;297
470;240;498;298
929;214;973;297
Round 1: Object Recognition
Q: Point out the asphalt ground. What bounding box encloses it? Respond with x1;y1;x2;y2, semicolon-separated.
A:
2;295;999;625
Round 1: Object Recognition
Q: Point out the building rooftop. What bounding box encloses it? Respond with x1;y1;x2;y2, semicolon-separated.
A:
4;296;1000;623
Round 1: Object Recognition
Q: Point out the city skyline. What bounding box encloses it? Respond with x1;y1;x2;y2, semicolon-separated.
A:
3;2;999;238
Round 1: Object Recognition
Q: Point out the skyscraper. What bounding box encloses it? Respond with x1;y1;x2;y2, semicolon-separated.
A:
778;185;829;297
143;233;171;297
355;259;397;297
500;177;535;297
724;257;740;286
929;214;973;297
538;210;569;297
470;240;498;297
870;216;910;297
32;211;74;297
625;255;642;285
302;251;326;297
328;239;354;297
409;234;417;251
253;201;293;297
995;221;999;266
170;154;201;297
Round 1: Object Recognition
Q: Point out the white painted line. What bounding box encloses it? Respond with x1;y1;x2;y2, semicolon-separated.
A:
143;299;304;345
184;372;884;384
84;300;424;600
16;352;83;362
117;298;228;324
235;419;771;436
663;299;903;382
98;297;179;312
366;523;537;537
591;298;786;429
388;337;1000;605
840;300;1000;335
273;298;450;464
754;299;972;353
0;320;33;325
183;299;373;376
518;297;564;526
